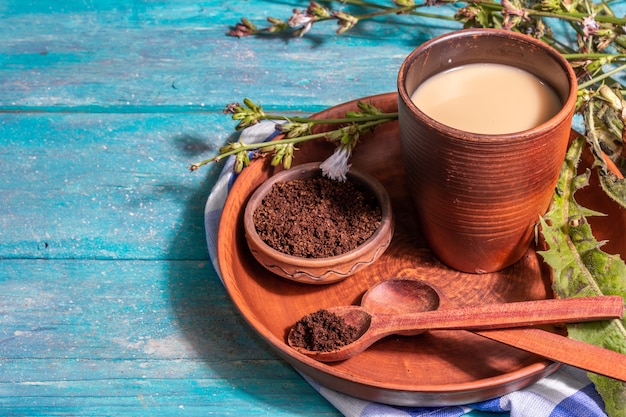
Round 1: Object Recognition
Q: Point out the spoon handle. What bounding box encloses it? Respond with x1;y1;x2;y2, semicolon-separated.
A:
386;296;623;333
475;328;626;382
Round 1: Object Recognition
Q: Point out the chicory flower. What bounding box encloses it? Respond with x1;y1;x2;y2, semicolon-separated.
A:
320;146;351;181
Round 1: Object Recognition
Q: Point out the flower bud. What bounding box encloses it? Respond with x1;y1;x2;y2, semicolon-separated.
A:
219;141;243;153
267;17;288;32
334;12;358;34
287;122;311;138
234;153;245;173
599;85;623;111
241;115;258;129
241;18;256;30
260;144;276;153
271;145;286;166
357;101;383;115
223;102;243;114
393;0;415;7
283;153;293;169
325;129;344;143
536;0;560;11
238;152;251;172
307;1;330;18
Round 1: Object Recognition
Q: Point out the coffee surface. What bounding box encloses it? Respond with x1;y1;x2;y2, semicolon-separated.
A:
411;63;561;134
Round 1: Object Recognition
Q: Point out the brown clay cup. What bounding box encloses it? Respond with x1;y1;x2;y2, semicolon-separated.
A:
398;29;578;273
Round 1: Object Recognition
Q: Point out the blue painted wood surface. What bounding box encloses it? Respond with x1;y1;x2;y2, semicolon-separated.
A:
0;1;496;415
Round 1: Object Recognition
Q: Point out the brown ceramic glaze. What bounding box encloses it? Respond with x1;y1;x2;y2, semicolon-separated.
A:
243;162;394;284
398;29;578;273
216;93;625;406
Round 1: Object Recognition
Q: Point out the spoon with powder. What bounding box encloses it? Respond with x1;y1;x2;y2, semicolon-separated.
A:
287;278;626;381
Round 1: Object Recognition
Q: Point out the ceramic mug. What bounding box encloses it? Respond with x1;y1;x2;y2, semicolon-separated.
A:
397;29;578;273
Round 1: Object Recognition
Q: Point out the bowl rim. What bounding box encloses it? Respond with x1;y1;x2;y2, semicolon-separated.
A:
243;161;394;267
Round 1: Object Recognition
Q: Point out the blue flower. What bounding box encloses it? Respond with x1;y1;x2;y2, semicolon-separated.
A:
320;146;351;181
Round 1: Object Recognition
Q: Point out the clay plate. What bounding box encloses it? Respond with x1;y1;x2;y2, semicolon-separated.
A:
215;93;626;406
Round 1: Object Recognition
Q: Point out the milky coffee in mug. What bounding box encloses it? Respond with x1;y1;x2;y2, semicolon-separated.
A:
397;29;578;273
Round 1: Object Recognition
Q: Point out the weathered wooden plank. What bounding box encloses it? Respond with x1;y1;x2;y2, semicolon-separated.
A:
0;112;237;260
0;0;459;111
8;1;614;414
0;259;340;416
0;365;335;416
1;259;259;359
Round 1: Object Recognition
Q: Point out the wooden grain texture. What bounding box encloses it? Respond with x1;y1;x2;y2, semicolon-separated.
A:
291;295;625;363
0;0;459;111
217;95;558;406
0;260;338;415
216;94;626;407
0;113;228;260
0;0;568;415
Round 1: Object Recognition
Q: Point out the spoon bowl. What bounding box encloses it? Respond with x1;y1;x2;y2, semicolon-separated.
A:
362;277;440;314
360;276;442;337
288;278;624;364
367;279;626;382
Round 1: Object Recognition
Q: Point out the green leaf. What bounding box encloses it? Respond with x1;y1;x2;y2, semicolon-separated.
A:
599;172;626;209
539;136;626;417
583;85;626;210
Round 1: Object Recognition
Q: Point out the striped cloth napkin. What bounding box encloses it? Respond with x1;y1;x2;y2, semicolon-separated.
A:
204;121;607;417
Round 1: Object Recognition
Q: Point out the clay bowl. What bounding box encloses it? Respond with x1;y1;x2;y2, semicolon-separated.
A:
243;162;394;284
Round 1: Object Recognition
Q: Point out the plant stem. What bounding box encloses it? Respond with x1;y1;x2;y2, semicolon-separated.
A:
563;53;626;60
260;112;398;125
579;63;626;89
339;0;458;21
191;117;396;169
333;0;626;25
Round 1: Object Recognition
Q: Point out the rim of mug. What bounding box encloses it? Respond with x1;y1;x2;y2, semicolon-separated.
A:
397;28;578;141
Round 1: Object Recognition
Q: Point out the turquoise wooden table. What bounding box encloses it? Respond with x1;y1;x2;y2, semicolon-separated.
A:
0;1;563;415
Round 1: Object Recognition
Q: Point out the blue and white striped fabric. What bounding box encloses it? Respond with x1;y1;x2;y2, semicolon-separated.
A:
204;122;608;417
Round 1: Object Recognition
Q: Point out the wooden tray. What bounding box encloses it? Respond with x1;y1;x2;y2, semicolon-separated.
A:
216;92;626;406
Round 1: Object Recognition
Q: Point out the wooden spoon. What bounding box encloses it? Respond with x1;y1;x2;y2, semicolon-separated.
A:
364;278;626;381
287;278;624;372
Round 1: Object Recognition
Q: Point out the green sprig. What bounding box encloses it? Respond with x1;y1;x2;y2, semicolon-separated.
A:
189;99;397;172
